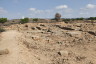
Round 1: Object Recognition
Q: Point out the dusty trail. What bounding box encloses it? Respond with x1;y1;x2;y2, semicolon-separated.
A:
0;30;20;64
0;30;39;64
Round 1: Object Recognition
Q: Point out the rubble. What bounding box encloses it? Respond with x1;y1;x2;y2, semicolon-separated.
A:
2;22;96;64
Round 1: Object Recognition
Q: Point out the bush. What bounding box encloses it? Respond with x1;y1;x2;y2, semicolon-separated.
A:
0;28;5;32
20;18;29;24
75;17;84;20
33;18;38;22
88;17;96;20
0;18;7;23
63;19;71;23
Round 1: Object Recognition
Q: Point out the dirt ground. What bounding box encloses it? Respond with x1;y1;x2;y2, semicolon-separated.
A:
0;22;96;64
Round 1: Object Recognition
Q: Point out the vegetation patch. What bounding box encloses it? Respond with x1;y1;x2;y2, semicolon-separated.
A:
33;18;38;22
0;18;7;24
20;18;29;24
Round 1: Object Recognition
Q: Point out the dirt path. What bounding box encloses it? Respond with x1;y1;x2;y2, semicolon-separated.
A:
0;30;20;64
0;30;39;64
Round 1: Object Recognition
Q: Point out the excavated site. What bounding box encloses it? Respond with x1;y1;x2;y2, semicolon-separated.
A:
0;22;96;64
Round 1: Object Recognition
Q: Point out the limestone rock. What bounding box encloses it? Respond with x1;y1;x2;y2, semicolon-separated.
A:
0;49;9;55
58;50;69;56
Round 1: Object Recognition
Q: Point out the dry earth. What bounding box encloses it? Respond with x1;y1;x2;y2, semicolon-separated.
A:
0;22;96;64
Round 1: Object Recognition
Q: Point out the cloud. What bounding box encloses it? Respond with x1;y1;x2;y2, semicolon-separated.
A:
29;8;36;11
80;4;96;12
29;9;51;18
29;8;51;14
56;5;68;9
35;10;44;13
78;4;96;17
81;4;96;10
28;5;73;18
54;5;73;18
29;8;44;14
0;7;7;14
86;4;96;9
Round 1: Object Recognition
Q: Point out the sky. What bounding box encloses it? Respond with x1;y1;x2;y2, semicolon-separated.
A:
0;0;96;19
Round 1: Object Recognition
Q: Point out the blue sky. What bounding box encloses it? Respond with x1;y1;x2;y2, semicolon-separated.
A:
0;0;96;19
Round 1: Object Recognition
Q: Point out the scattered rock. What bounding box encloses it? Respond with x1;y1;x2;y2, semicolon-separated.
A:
88;31;96;36
40;24;45;27
31;27;35;30
57;41;63;44
25;25;28;27
75;56;86;61
2;22;96;64
31;36;40;40
60;26;74;30
66;31;81;37
0;49;9;55
36;27;41;30
58;50;69;56
47;29;51;32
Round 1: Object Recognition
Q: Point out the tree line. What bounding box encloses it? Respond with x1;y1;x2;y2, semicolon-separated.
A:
63;17;96;21
0;16;96;24
0;18;39;24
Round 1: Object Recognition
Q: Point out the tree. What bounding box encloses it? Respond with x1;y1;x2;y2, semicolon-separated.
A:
0;18;7;23
79;17;84;20
55;13;61;21
33;18;38;22
88;17;96;20
20;18;29;24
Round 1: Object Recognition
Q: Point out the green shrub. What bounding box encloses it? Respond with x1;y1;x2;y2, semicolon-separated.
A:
0;18;7;23
33;18;38;22
20;18;29;24
63;19;71;23
75;17;84;20
88;17;96;20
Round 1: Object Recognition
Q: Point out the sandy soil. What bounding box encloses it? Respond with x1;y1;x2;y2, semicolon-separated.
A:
0;30;38;64
0;22;96;64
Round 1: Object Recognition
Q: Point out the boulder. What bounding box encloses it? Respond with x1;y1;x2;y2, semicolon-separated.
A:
36;27;41;30
88;31;96;36
58;50;69;56
0;49;9;55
